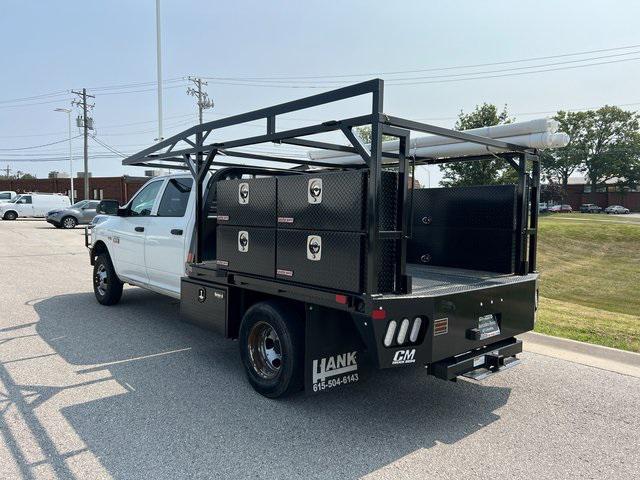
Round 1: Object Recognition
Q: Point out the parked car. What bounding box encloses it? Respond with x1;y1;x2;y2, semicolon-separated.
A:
605;205;630;214
538;202;548;213
0;191;17;204
0;193;70;220
46;199;101;229
548;204;573;213
579;203;602;213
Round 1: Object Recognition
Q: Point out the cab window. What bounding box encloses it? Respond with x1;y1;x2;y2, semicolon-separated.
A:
129;181;163;216
16;195;32;204
157;178;193;217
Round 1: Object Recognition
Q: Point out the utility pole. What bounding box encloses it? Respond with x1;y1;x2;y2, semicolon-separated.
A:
4;165;10;178
187;76;214;124
54;107;74;203
71;88;95;200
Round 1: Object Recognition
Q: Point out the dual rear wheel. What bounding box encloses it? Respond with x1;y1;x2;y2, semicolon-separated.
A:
239;301;304;398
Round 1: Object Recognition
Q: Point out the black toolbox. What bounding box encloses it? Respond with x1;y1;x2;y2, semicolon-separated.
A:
276;229;365;292
407;226;517;273
276;229;396;293
277;170;398;231
216;225;276;277
408;185;518;273
410;184;517;229
216;177;277;227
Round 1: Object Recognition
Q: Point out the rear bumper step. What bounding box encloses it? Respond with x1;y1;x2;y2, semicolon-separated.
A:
430;337;522;381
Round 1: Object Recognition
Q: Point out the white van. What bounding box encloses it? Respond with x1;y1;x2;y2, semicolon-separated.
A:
0;191;17;204
0;193;71;220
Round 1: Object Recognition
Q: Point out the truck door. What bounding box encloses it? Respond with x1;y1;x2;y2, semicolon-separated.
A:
109;179;164;285
81;201;99;223
14;195;34;217
144;177;194;295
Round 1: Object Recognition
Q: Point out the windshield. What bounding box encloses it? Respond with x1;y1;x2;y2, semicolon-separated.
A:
7;195;21;203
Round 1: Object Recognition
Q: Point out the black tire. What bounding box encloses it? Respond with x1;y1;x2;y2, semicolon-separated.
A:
61;216;77;229
239;301;304;398
93;253;123;306
3;211;17;220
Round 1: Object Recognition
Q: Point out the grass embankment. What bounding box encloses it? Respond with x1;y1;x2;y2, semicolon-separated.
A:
536;214;640;352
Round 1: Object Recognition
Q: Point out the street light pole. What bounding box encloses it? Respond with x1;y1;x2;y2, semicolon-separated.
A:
55;108;74;203
155;0;163;142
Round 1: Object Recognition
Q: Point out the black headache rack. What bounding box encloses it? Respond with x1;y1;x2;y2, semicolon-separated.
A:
123;78;541;306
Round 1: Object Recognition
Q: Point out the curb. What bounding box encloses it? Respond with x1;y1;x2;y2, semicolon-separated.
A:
518;331;640;378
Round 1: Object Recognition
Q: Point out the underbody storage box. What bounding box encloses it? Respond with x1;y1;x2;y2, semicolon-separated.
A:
216;225;275;277
276;170;398;231
216;177;277;227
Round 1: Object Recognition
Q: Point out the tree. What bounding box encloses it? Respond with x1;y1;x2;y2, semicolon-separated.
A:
353;125;394;144
577;106;640;193
540;110;588;192
439;103;514;187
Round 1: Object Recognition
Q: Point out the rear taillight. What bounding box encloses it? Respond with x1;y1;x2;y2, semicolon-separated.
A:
409;317;422;342
383;321;397;347
397;318;410;344
383;316;424;348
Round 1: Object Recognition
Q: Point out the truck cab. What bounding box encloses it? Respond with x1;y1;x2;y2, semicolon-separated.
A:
0;191;17;204
90;174;196;298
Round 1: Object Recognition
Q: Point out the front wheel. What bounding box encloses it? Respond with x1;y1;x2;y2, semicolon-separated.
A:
239;301;304;398
93;254;123;305
62;216;77;229
3;211;17;220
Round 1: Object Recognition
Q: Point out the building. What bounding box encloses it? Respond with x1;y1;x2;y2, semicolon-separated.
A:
543;177;640;211
0;175;151;204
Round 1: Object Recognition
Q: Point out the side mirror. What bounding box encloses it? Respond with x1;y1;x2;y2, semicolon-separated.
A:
96;199;119;215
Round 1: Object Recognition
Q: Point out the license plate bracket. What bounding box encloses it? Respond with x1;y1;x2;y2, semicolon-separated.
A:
466;314;501;341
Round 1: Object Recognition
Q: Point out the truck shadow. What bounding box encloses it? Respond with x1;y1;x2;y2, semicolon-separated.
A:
31;289;512;479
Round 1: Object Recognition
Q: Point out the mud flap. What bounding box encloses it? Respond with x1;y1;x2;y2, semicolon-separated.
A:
304;304;370;395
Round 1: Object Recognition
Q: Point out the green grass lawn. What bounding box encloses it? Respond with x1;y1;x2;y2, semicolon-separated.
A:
536;213;640;352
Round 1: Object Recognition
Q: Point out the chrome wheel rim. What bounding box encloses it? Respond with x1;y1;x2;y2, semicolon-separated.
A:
63;218;75;228
247;321;282;379
96;264;108;296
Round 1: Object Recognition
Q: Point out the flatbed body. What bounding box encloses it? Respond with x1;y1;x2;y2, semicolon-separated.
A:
99;78;546;397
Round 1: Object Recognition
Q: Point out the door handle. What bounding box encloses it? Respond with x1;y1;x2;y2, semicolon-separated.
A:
171;229;183;236
135;226;145;232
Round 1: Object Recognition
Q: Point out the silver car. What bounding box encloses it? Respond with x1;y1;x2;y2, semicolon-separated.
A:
604;205;630;214
46;200;101;229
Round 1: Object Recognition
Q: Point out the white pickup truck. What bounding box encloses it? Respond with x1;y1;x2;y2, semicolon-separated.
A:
89;174;196;304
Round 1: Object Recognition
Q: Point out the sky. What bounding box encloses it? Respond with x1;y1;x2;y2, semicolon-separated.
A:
1;0;640;186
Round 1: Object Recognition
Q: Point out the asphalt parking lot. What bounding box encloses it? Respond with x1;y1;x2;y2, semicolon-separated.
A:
1;220;639;479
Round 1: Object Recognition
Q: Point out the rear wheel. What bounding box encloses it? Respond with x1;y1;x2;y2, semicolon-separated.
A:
3;211;17;220
93;254;123;305
239;301;304;398
62;216;77;229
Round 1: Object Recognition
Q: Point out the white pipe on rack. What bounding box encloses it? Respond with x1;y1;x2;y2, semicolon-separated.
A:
308;117;566;164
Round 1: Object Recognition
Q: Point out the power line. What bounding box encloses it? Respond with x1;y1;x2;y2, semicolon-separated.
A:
201;43;640;81
199;54;640;88
0;97;74;109
205;49;640;85
0;135;82;151
0;90;70;105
